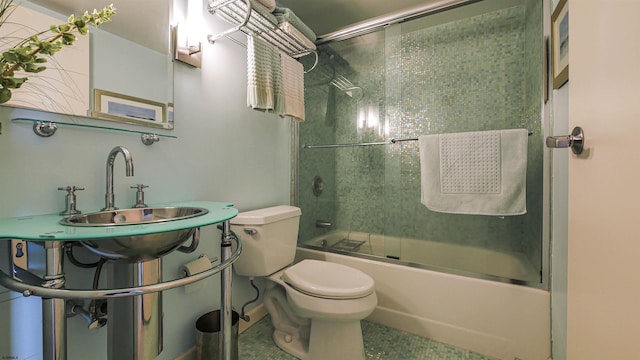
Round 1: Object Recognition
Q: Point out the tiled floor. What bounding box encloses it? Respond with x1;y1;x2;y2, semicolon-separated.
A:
239;316;496;360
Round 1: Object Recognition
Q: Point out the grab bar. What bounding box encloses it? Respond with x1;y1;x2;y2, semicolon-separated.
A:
0;236;242;300
303;131;533;149
303;138;416;149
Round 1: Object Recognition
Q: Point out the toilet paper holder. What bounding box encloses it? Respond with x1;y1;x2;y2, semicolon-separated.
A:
182;254;219;277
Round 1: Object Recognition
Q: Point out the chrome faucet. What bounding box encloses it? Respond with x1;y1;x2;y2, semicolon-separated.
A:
102;146;134;211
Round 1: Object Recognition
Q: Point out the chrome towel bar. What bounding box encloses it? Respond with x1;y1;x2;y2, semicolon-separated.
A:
0;235;242;300
303;130;533;149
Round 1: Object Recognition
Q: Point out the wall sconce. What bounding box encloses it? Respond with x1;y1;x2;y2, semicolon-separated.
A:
174;23;202;67
173;0;203;68
357;102;386;137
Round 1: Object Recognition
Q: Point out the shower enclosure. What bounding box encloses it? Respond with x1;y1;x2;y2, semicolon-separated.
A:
294;0;545;286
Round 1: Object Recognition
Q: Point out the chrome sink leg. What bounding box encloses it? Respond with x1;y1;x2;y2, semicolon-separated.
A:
107;259;163;360
220;220;233;360
42;241;66;360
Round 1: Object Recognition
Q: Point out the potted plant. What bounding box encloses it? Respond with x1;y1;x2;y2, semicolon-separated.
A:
0;0;115;103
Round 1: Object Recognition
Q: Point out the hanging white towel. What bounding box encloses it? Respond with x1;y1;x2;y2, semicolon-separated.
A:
418;129;528;216
279;51;305;122
247;35;280;111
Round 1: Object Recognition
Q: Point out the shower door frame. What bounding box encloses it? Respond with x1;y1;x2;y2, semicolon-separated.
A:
291;0;550;291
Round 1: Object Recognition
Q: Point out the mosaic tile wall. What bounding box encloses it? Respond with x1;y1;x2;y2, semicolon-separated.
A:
297;0;543;283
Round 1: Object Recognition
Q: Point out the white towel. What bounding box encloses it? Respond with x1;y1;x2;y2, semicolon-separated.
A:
247;35;280;111
279;51;305;122
277;22;317;57
210;0;277;21
254;0;276;12
418;129;528;216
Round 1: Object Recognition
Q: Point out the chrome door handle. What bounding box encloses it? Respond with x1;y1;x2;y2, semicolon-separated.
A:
546;126;584;154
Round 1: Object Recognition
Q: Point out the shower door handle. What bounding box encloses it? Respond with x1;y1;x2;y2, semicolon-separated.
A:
546;126;584;154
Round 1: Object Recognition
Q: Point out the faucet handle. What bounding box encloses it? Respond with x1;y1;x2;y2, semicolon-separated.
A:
131;184;149;208
58;186;85;192
58;186;84;215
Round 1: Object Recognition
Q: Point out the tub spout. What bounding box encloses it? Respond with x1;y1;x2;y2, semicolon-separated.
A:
316;220;333;230
102;146;134;211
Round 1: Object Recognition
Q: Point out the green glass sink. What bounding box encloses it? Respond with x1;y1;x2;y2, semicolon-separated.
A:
60;206;209;262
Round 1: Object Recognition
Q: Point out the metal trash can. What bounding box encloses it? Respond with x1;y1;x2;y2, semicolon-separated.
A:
195;310;240;360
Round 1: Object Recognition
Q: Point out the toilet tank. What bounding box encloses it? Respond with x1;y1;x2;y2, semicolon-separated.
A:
231;205;301;277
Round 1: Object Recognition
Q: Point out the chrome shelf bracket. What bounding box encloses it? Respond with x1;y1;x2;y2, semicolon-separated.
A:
33;121;57;137
141;133;160;145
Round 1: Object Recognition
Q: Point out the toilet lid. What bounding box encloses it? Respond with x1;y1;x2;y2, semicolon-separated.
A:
282;259;375;299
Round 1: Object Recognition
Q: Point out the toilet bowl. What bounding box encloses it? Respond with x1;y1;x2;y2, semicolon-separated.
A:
231;206;378;360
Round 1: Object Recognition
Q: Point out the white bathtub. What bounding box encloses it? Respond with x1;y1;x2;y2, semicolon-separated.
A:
304;230;539;282
295;246;551;360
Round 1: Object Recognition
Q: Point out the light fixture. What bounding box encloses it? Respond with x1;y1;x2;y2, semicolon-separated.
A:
357;102;385;137
173;0;203;68
174;24;202;67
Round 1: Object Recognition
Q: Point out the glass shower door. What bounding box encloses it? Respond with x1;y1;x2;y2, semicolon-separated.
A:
296;0;545;286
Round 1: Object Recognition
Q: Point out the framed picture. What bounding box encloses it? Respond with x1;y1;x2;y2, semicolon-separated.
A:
551;0;569;89
92;89;170;129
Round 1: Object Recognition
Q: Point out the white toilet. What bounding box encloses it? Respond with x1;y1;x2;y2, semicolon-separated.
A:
231;205;377;360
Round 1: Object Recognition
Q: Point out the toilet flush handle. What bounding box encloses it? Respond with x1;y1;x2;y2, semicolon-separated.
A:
243;228;257;235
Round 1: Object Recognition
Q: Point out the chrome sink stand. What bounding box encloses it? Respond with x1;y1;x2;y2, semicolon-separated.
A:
2;220;239;360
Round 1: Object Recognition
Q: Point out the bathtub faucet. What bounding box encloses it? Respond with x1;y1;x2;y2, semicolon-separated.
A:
102;146;134;211
316;220;333;230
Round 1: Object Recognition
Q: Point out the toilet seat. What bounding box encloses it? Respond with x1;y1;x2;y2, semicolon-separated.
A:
283;259;375;299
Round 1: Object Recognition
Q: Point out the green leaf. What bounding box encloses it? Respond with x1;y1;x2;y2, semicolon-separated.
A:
2;51;18;62
0;87;12;103
2;76;27;89
24;63;45;73
38;41;53;55
61;32;76;45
